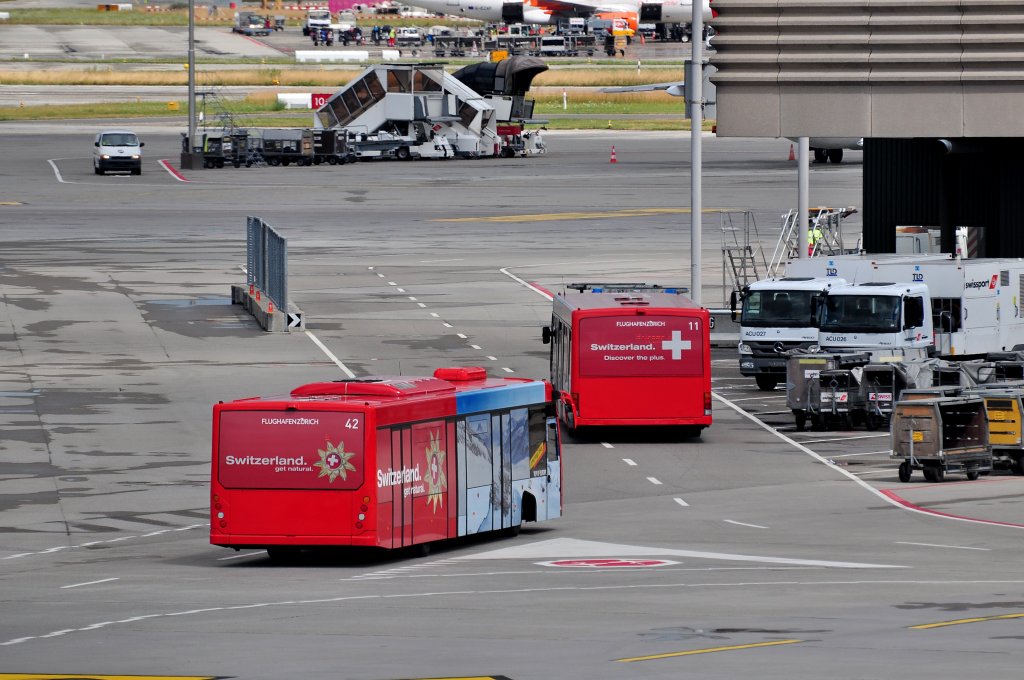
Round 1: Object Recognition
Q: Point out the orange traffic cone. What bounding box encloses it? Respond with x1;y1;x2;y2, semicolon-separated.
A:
788;144;795;161
610;146;617;163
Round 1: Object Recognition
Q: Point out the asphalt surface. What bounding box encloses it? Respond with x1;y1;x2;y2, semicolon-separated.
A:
3;116;1024;680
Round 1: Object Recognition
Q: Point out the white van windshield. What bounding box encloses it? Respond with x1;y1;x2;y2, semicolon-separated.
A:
100;133;139;146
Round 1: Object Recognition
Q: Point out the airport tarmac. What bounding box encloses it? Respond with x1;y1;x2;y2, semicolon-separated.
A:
4;118;1024;680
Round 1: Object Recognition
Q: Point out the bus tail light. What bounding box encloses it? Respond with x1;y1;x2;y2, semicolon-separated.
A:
704;392;712;416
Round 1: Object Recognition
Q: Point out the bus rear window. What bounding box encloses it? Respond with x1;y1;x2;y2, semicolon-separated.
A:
217;411;364;490
578;315;704;377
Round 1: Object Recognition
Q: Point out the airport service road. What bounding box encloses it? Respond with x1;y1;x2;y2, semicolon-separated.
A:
5;122;1024;679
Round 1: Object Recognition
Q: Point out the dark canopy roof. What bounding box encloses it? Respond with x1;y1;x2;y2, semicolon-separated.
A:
452;57;549;97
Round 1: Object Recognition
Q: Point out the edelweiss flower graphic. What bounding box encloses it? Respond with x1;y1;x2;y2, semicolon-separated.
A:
314;440;356;483
424;431;447;512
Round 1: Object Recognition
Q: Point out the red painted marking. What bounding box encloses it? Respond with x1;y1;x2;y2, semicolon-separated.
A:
879;489;1024;529
158;159;189;182
530;282;554;298
543;558;675;568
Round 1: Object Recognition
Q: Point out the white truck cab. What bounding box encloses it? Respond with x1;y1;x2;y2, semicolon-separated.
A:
819;282;932;353
93;129;143;175
735;276;845;390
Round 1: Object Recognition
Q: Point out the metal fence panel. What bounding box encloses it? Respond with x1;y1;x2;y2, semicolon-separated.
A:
245;216;287;313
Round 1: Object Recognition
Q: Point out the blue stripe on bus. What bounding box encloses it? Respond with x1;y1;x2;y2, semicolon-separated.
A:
455;382;546;415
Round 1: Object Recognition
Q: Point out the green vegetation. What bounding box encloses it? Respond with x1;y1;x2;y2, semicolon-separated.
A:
0;97;283;122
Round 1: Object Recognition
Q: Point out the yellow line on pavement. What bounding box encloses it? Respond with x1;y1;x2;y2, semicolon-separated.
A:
0;676;220;680
0;201;22;206
910;612;1024;629
616;638;804;662
435;208;739;223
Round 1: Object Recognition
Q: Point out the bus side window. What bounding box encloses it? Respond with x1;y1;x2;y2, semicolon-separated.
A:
564;327;571;387
551;318;560;387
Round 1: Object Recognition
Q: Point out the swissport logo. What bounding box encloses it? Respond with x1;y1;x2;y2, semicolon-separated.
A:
965;275;998;290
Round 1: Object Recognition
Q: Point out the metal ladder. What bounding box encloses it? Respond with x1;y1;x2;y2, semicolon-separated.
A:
718;210;766;304
768;206;859;276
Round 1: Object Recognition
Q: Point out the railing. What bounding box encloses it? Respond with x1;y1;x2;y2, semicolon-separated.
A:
246;216;287;313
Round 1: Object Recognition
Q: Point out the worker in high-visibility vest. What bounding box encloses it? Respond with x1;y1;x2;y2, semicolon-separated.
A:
807;225;823;255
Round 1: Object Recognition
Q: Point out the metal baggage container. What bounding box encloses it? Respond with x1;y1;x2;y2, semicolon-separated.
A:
890;396;990;482
861;362;908;430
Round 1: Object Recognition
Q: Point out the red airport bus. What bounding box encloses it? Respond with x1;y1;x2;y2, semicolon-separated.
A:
542;283;712;433
210;367;562;560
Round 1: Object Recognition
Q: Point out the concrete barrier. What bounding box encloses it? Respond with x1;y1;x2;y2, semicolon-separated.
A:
295;50;369;63
231;284;304;333
381;49;400;60
708;308;739;348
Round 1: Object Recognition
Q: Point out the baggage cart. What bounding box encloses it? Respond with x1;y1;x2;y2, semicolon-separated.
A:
815;368;864;430
786;352;869;431
861;362;908;430
969;387;1024;474
890;396;990;482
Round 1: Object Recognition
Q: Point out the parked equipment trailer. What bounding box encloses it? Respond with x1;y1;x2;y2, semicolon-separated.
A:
890;396;991;482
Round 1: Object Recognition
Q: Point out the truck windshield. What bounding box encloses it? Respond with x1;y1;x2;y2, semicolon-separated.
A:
100;133;138;146
741;290;816;328
821;294;901;332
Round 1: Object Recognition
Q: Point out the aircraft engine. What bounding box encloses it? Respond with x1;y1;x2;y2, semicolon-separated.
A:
502;2;524;23
639;3;663;21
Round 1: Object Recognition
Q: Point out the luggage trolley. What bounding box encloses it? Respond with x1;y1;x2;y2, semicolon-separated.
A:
815;368;865;430
890;396;991;483
861;362;908;431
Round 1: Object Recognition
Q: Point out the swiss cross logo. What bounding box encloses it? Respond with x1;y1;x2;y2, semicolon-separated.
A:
661;330;692;359
326;452;341;469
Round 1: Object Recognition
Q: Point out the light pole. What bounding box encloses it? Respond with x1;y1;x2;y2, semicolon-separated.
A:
689;0;703;304
181;0;202;169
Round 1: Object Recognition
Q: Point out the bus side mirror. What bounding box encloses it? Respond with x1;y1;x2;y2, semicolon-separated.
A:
904;296;925;329
729;290;738;321
94;141;100;147
541;326;551;344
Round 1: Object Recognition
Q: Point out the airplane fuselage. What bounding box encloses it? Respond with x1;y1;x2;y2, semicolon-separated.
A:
413;0;712;28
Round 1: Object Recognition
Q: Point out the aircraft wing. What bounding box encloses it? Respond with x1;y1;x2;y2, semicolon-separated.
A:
601;81;686;97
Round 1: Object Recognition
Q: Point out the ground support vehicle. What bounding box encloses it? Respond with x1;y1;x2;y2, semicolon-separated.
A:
312;129;355;165
347;130;455;160
890;396;991;482
303;8;331;36
733;276;847;391
93;128;143;175
786;352;870;431
816;367;866;430
210;367;562;559
260;129;314;166
862;362;909;430
817;258;1024;357
201;133;231;168
432;36;482;57
542;283;712;435
534;35;596;57
496;123;546;157
234;11;271;36
967;386;1024;474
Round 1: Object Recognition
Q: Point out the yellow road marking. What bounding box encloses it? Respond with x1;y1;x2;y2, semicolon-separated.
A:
910;612;1024;629
434;208;740;223
616;638;803;662
0;201;22;206
0;676;220;680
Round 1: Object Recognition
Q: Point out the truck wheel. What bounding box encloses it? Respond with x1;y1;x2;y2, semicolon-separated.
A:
268;158;280;166
94;164;102;175
233;161;241;168
755;376;778;391
898;461;912;483
966;469;980;481
204;159;214;169
396;146;411;161
327;157;337;165
131;167;141;176
814;148;827;163
216;160;225;168
827;148;844;163
794;411;807;431
282;159;291;166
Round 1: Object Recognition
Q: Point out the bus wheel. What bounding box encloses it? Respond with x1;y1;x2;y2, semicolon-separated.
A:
755;376;778;391
414;542;431;558
681;426;703;439
506;524;522;538
966;469;980;481
898;461;912;483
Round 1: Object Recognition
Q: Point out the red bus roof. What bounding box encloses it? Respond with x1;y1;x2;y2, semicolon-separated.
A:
555;288;704;313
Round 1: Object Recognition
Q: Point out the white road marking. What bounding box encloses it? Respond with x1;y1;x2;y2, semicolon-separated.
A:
499;267;553;300
420;258;465;263
601;442;614;449
61;577;120;589
712;391;1024;531
832;451;892;458
417;302;427;308
895;542;992;552
387;281;397;286
623;458;637;466
47;159;66;183
396;288;405;292
725;519;768;529
470;344;482;350
647;477;663;485
457;333;467;339
304;330;356;378
851;469;897;476
674;497;689;507
502;367;514;373
486;355;497;361
159;159;189;182
408;296;417;301
798;433;889;444
217;550;268;561
377;273;385;278
442;322;453;328
727;395;788;402
430;312;440;317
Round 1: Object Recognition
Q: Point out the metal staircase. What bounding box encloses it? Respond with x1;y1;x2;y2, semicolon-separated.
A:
718;210;767;304
767;206;860;277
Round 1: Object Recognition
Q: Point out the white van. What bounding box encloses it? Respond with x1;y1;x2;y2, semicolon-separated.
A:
93;129;143;175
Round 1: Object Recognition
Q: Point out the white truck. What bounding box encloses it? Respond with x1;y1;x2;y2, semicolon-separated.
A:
733;254;950;390
818;258;1024;356
303;8;332;36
